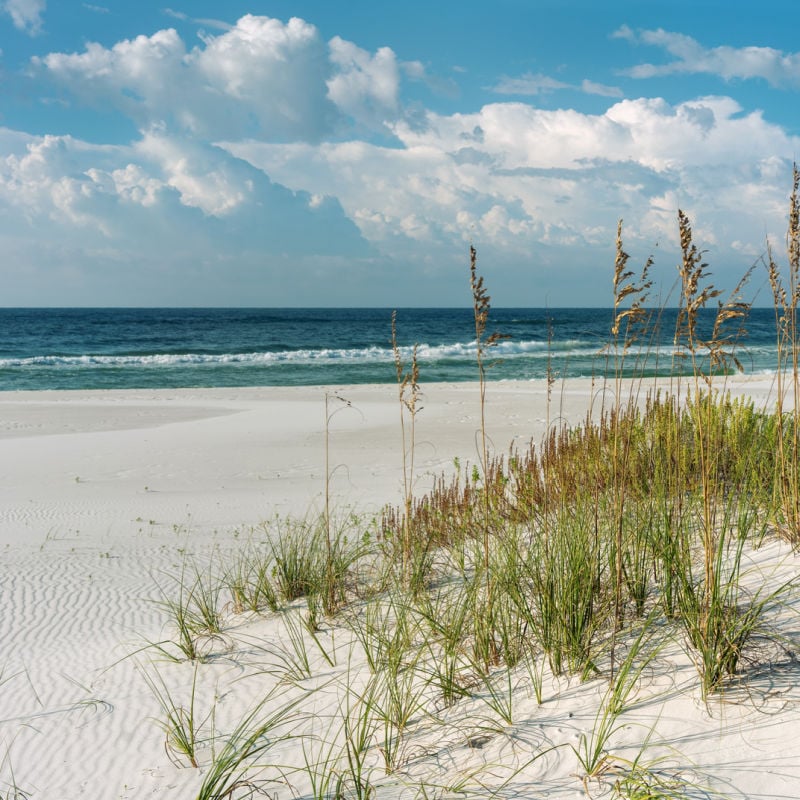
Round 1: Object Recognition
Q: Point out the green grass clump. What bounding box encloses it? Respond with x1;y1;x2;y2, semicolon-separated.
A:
269;514;372;619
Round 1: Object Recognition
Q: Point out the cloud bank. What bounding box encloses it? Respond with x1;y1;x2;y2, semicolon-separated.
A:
1;15;798;305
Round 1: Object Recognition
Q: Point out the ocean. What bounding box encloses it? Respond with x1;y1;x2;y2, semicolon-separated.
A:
0;307;785;392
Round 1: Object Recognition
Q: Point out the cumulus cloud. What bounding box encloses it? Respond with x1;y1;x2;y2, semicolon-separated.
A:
35;15;408;141
0;126;371;304
222;93;798;301
36;18;334;140
492;72;623;98
10;15;800;304
38;28;189;116
192;16;335;138
326;36;400;127
3;0;45;34
133;131;252;215
616;26;800;87
0;132;128;228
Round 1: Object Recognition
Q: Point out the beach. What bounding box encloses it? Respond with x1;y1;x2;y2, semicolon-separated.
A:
1;377;799;799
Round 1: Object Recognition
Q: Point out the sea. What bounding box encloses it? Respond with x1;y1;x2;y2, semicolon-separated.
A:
0;307;785;392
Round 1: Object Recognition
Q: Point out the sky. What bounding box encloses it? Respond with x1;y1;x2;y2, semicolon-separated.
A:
1;1;800;307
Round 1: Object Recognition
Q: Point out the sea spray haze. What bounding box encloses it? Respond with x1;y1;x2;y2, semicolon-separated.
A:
0;306;785;391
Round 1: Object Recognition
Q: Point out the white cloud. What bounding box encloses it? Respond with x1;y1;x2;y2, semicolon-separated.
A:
492;72;623;98
400;59;459;99
222;93;798;300
135;130;252;215
0;127;371;304
492;73;570;95
87;164;162;207
1;133;123;223
0;127;354;233
36;17;330;140
192;15;333;138
162;7;231;31
618;27;800;87
327;36;400;127
401;60;426;80
162;8;187;21
36;28;191;120
580;79;624;98
10;17;800;304
35;15;408;142
3;0;45;34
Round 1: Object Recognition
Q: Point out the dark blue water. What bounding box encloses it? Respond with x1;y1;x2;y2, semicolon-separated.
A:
0;307;784;391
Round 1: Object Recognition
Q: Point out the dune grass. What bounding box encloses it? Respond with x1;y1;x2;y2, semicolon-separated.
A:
135;171;800;800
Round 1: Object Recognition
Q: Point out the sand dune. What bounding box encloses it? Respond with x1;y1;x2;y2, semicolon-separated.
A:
1;378;797;799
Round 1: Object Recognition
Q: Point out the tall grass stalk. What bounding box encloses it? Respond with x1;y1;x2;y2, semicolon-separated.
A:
672;210;759;695
469;245;508;669
269;514;368;618
608;220;653;679
768;165;800;538
572;619;659;784
324;393;355;614
223;546;279;615
338;679;379;799
417;586;476;708
346;591;417;675
262;609;336;685
392;310;423;590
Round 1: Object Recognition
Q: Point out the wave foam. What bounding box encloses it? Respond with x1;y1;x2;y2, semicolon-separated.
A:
2;338;761;370
2;339;582;369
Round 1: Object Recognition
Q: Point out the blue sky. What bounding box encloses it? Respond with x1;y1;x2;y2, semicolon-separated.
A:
1;1;799;306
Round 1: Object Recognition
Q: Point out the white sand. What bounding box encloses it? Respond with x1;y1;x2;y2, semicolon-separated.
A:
0;377;798;799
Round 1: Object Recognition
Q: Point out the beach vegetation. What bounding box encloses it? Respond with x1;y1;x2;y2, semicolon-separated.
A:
469;244;509;670
323;393;361;615
194;693;303;800
222;542;280;615
138;168;800;799
767;164;800;539
141;663;210;769
267;513;369;620
155;564;227;662
391;310;423;592
259;607;337;685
